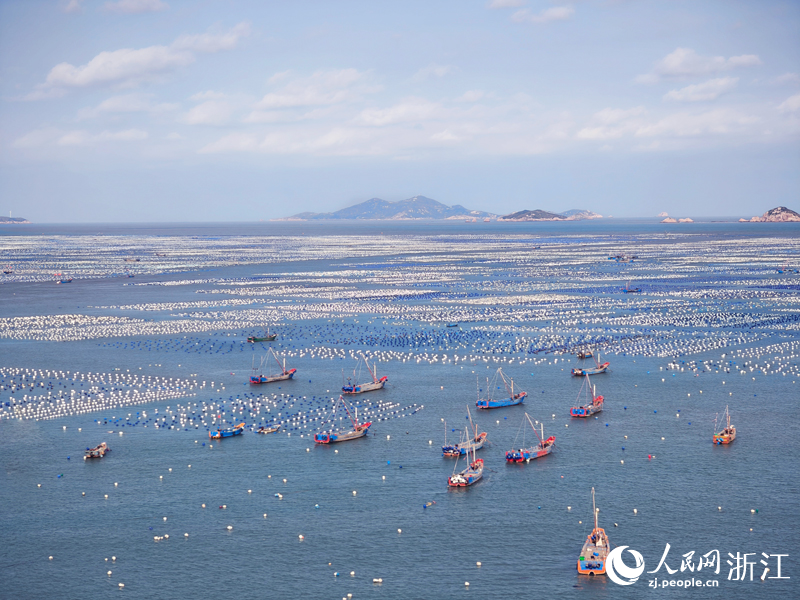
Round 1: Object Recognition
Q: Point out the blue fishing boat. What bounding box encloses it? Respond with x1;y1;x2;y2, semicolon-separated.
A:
571;351;609;376
209;422;245;439
446;322;459;328
476;368;526;409
442;409;487;456
622;280;641;293
570;375;604;417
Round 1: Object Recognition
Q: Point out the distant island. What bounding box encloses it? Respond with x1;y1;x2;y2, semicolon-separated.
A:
661;217;694;223
279;195;495;221
740;206;800;223
500;209;602;221
279;196;603;222
0;216;30;223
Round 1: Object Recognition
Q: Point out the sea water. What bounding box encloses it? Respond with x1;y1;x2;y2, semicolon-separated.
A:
1;220;798;599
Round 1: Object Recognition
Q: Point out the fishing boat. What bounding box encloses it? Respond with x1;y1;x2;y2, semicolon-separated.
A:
442;409;487;456
622;280;642;293
576;349;593;360
571;351;609;376
446;322;459;328
209;422;245;439
713;406;736;445
505;413;555;462
247;326;277;343
476;368;526;409
250;348;297;384
342;354;387;394
257;424;281;434
2;265;12;275
314;395;372;443
84;442;110;459
448;438;484;487
570;375;604;417
55;273;73;284
577;487;610;575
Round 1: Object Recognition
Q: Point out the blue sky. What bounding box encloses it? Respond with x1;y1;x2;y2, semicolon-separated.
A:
1;0;798;222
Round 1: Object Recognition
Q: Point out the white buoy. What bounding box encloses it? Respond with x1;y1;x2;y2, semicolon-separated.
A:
299;534;304;540
387;435;390;439
248;490;252;494
201;504;206;508
465;582;470;586
112;556;116;561
633;508;638;514
352;490;357;496
163;517;167;521
567;506;571;511
107;571;112;576
114;482;118;487
227;525;233;530
104;494;109;499
184;533;189;537
476;562;482;567
49;556;53;560
350;571;355;577
397;529;402;533
118;583;124;589
373;578;383;584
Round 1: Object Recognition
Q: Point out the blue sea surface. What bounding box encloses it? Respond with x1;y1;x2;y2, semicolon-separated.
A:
1;220;798;599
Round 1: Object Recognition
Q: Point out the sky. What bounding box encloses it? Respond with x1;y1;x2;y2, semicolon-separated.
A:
0;0;798;222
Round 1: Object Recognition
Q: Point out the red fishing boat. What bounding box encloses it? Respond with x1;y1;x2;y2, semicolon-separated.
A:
505;413;555;462
570;375;604;417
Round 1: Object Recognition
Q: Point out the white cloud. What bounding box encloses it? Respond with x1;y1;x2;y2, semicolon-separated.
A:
593;107;646;124
772;73;800;86
487;0;525;8
457;90;485;103
430;129;463;142
635;109;759;137
172;22;250;53
256;69;378;109
411;63;455;82
45;46;194;88
190;90;228;101
639;48;761;82
63;0;84;13
512;6;574;24
103;0;168;14
199;133;259;153
35;23;249;93
778;93;800;113
58;128;149;145
664;77;738;102
356;98;441;126
182;100;232;125
77;93;179;119
576;107;645;140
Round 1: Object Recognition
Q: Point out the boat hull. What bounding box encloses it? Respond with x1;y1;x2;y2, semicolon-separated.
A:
209;424;245;439
476;391;526;409
257;425;280;434
505;437;555;462
250;369;296;384
248;335;277;343
342;376;387;394
314;423;372;444
572;363;609;376
448;459;484;487
713;429;736;444
577;528;609;575
442;432;487;456
570;401;603;417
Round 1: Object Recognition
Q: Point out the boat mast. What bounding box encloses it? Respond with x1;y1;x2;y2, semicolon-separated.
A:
592;487;598;531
